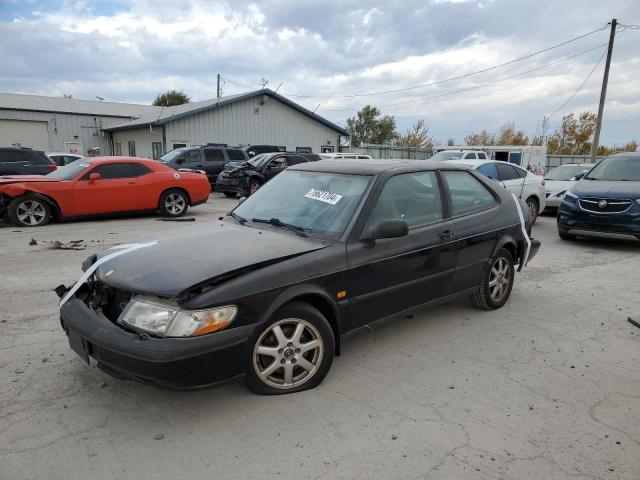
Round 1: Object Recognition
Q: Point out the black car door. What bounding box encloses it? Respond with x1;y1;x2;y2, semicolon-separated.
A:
440;170;502;293
263;156;288;180
346;171;457;329
203;148;226;183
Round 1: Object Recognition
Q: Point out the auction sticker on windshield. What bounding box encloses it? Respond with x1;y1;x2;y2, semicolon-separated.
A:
304;188;343;205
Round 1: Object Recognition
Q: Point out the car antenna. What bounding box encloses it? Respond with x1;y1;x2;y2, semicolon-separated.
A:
518;148;534;200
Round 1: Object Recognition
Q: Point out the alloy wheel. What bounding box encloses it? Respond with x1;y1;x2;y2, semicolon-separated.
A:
489;257;511;302
253;318;324;390
165;193;186;215
16;200;46;226
527;199;537;223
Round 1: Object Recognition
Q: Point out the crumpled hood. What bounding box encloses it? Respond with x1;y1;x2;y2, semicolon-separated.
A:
0;175;61;185
95;221;329;297
571;179;640;199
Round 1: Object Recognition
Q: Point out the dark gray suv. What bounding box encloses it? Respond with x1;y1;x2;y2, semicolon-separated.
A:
0;147;57;176
158;144;248;185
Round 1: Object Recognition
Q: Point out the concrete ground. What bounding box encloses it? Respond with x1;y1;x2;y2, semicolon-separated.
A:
1;197;639;480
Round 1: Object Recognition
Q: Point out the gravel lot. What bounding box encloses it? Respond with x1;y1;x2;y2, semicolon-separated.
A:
1;195;639;480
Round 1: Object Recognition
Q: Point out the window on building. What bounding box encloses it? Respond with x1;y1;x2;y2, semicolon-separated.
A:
173;143;187;149
321;146;334;153
128;141;136;157
114;143;122;156
368;172;443;229
442;171;497;216
296;147;312;153
152;142;163;159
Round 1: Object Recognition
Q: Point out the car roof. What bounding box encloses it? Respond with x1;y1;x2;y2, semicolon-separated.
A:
290;158;471;175
47;152;82;156
445;159;494;167
79;156;156;165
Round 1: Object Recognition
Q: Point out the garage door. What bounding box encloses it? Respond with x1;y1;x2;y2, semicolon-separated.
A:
0;119;49;151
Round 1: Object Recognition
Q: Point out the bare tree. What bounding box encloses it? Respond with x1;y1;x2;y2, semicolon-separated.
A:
397;119;435;149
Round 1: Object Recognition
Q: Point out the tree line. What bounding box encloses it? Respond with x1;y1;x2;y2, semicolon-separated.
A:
346;105;637;155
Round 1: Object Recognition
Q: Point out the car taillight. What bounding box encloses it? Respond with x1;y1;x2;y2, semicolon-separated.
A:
48;164;57;171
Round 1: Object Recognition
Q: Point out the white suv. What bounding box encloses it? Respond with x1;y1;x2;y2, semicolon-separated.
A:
430;150;488;161
447;159;546;224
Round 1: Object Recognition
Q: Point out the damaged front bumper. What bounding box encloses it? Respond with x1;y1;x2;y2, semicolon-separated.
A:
59;294;255;390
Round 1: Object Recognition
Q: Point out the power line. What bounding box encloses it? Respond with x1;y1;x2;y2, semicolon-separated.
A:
324;42;608;112
547;48;607;120
281;25;608;99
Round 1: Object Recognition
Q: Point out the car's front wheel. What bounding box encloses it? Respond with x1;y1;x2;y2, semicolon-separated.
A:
245;301;335;395
526;197;539;225
159;189;189;217
471;248;515;310
8;195;52;227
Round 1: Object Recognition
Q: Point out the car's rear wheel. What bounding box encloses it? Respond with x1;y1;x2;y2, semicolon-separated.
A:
159;189;189;217
223;192;237;198
8;195;51;227
245;302;335;395
471;248;514;310
526;197;539;225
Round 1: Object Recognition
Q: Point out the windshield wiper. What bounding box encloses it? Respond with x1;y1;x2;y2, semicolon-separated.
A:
252;217;308;237
230;212;247;224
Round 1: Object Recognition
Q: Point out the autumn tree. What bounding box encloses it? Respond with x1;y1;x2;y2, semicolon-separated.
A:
546;112;596;155
464;129;495;146
153;89;191;107
397;119;435;149
447;138;455;146
597;140;638;156
346;105;398;146
495;121;528;145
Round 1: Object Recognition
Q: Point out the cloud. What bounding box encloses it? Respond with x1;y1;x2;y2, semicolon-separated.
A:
0;0;639;144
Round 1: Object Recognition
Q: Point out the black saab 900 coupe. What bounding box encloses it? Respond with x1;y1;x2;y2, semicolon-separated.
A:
59;160;540;394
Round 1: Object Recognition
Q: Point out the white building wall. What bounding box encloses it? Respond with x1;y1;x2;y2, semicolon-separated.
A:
164;95;342;153
112;127;159;159
0;109;128;155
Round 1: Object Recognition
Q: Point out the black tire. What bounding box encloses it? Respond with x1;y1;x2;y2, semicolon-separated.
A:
526;197;539;225
223;192;237;198
247;179;262;196
158;189;189;217
8;195;52;227
245;301;335;395
558;229;576;241
471;248;515;310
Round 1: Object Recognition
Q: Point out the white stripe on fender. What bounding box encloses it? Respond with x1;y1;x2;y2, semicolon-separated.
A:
59;241;157;307
511;193;531;268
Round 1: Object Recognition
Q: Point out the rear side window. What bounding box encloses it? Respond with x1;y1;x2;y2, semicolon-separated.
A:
29;151;51;165
369;171;443;229
513;166;527;178
442;171;497;216
476;162;499;180
83;163;137;180
477;152;487;159
226;149;246;161
204;149;224;162
129;163;152;176
286;155;308;166
496;163;520;181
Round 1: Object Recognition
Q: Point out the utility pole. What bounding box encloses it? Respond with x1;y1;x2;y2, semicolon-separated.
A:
217;74;221;99
590;18;617;162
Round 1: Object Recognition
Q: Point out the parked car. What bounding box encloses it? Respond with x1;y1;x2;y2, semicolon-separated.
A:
46;152;84;167
0;157;210;227
0;147;57;176
543;164;592;209
446;159;546;224
58;159;540;394
216;152;319;197
158;144;248;185
557;152;640;241
240;145;283;157
319;153;372;160
430;150;488;161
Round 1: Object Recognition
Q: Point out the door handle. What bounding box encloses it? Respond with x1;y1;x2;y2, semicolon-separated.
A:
439;229;454;241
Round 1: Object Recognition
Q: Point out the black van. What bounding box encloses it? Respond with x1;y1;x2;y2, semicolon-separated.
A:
0;147;57;176
158;144;248;185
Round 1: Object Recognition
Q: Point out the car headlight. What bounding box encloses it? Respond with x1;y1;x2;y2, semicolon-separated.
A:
118;295;237;337
636;199;640;206
563;191;578;204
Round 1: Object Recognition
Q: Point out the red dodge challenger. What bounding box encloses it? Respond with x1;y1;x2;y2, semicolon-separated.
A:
0;157;211;227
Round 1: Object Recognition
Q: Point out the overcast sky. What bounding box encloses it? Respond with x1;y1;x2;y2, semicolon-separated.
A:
1;0;638;146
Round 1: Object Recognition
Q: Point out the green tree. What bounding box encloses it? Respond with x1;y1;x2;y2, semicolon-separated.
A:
346;105;397;146
397;119;435;149
153;89;191;107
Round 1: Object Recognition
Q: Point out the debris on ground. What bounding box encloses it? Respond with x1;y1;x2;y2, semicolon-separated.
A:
391;435;398;440
628;317;640;330
155;217;196;222
153;434;165;440
29;238;37;246
44;240;86;250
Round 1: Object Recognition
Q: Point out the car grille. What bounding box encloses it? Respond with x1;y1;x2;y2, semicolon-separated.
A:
579;197;633;213
572;221;633;234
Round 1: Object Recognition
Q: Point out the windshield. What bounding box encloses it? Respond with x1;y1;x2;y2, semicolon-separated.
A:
159;148;188;163
584;156;640;181
430;151;464;161
248;153;272;168
233;170;372;237
47;160;91;179
544;164;590;181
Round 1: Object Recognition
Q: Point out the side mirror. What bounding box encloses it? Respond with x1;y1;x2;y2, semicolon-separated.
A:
175;157;185;164
363;219;409;241
248;151;256;157
237;197;246;205
88;172;101;183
